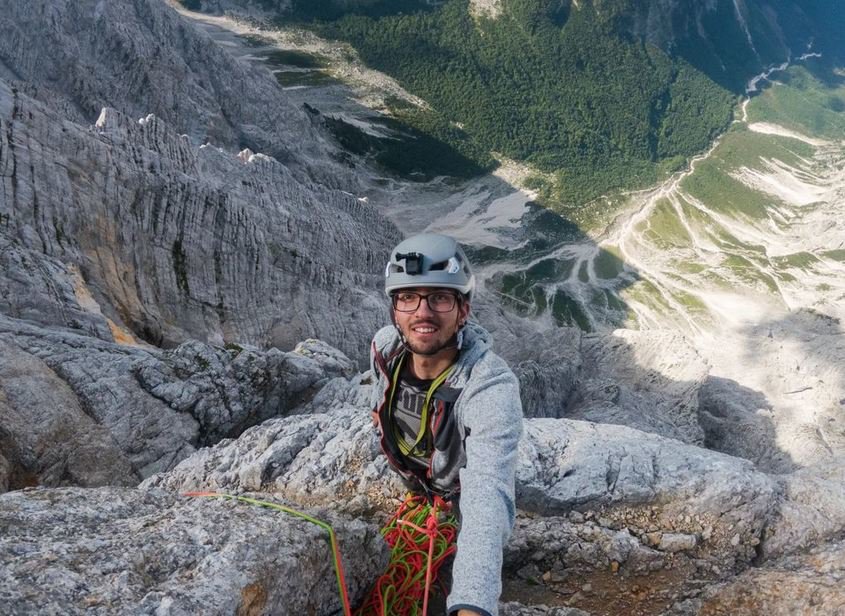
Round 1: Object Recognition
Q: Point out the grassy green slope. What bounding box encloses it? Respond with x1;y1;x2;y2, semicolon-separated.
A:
487;63;845;330
748;64;845;138
317;0;735;206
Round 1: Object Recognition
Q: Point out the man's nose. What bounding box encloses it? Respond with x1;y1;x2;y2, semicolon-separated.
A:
414;296;435;315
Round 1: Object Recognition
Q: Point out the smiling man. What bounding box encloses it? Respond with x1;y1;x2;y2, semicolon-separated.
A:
370;233;524;616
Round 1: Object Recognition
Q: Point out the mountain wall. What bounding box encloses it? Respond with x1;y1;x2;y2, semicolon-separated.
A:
0;0;402;361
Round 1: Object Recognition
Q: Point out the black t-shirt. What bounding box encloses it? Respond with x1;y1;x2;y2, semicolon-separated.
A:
392;371;434;470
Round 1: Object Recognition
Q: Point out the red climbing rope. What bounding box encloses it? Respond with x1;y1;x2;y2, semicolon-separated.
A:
355;494;458;616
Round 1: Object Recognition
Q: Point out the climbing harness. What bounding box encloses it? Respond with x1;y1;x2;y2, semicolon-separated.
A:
183;491;352;616
355;493;458;616
183;491;456;616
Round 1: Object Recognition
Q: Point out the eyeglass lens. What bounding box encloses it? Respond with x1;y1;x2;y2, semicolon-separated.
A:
392;292;457;312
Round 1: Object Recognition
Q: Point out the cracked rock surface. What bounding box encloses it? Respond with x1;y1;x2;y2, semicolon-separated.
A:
0;487;387;615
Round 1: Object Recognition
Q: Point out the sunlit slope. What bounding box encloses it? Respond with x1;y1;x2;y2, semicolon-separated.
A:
489;64;845;332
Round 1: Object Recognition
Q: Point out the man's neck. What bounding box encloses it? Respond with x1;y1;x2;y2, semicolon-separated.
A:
408;349;458;380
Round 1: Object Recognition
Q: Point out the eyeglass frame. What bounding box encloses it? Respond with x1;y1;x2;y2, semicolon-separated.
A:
391;290;462;313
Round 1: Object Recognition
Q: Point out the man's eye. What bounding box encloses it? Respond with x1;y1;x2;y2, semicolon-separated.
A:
431;294;451;304
397;293;417;302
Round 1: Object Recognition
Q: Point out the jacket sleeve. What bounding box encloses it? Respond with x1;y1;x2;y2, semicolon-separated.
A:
446;359;524;616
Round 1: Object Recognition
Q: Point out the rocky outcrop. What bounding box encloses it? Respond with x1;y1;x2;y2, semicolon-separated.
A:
481;303;709;445
140;402;404;513
145;400;777;569
144;397;845;613
674;540;845;615
0;486;387;615
0;313;360;491
515;419;776;570
560;330;708;445
475;299;583;419
758;458;845;562
501;604;590;616
0;336;138;490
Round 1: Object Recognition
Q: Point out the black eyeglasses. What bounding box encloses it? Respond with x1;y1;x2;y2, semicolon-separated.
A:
392;291;459;313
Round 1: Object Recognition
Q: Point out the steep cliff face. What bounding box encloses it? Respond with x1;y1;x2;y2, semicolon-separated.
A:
0;77;398;359
0;0;353;187
470;0;839;84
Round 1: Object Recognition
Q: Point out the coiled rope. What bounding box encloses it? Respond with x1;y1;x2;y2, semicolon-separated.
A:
355;494;458;616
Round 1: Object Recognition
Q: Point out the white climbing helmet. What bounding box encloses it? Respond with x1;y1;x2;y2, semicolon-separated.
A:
385;233;475;300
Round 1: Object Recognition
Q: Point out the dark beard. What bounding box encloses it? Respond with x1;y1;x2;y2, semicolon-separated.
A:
403;332;459;356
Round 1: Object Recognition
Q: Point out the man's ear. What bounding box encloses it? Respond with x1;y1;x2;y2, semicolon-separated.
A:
459;299;471;323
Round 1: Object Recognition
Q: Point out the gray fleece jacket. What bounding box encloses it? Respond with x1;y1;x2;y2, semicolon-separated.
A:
370;322;524;616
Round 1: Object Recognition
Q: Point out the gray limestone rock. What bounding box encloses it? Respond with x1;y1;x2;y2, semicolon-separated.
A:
476;299;708;445
506;515;666;580
471;296;582;419
290;372;374;416
0;315;195;487
0;313;361;491
0;76;398;363
149;399;780;573
0;240;115;342
671;539;845;616
0;486;387;615
516;419;777;569
697;375;792;472
141;405;405;513
0;452;10;493
133;338;356;446
500;603;592;616
0;337;138;491
0;0;347;188
758;457;845;562
563;330;708;445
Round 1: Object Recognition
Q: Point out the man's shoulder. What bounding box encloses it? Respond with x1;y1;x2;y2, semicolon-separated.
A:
457;325;518;387
456;342;523;429
463;347;518;385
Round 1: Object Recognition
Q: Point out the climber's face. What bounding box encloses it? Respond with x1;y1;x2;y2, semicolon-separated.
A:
391;287;469;356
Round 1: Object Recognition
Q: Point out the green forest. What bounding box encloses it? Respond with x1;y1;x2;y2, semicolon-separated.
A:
310;0;736;206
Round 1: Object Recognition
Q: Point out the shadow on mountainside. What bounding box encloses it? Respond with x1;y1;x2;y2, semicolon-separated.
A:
736;308;845;469
698;376;789;472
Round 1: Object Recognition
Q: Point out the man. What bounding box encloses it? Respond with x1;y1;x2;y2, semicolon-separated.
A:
370;233;524;616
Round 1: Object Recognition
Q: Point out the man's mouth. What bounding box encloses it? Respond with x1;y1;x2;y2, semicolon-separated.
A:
411;324;438;334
